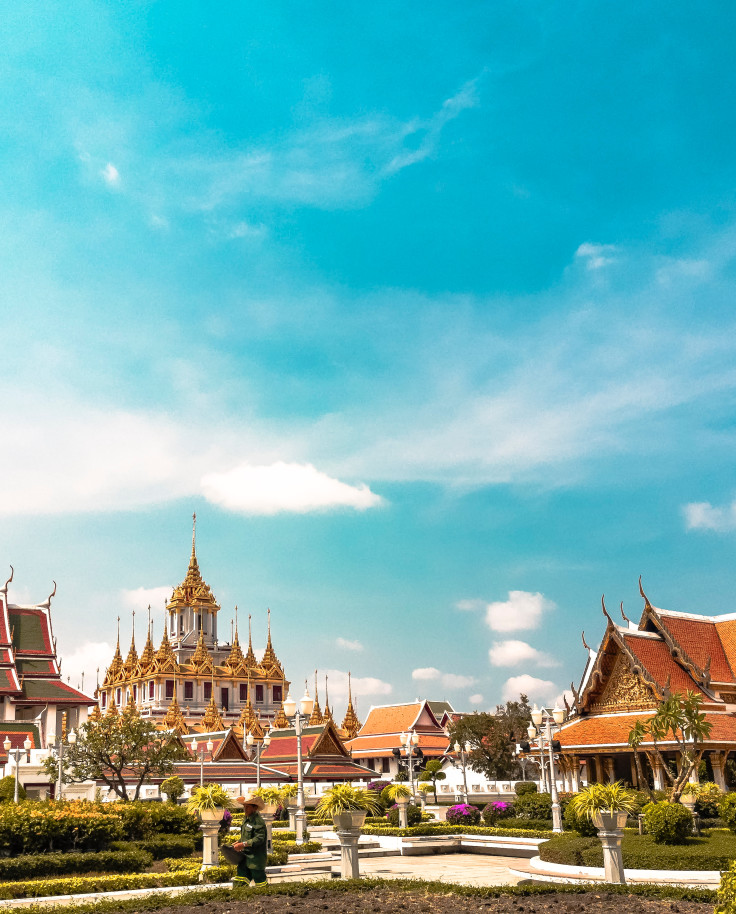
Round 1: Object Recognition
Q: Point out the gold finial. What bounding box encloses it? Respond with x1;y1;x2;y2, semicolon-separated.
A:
96;666;100;689
235;605;239;638
192;511;197;556
116;616;120;645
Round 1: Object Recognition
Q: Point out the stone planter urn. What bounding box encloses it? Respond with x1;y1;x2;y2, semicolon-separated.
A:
592;810;628;884
333;810;367;878
198;808;225;871
395;795;410;829
261;804;278;854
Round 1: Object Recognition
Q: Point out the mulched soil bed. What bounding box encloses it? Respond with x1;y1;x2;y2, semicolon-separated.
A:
143;887;714;914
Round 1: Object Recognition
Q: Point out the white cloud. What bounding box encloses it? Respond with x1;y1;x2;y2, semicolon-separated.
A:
554;689;574;710
684;500;736;532
441;673;476;689
122;586;172;611
336;637;363;652
575;242;617;270
485;591;556;632
468;693;484;706
412;667;441;681
321;669;392;700
502;674;558;704
58;640;113;696
101;162;120;186
489;639;560;668
201;462;384;515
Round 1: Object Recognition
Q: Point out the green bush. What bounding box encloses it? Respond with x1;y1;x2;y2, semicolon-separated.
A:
718;859;736;913
387;803;422;826
0;848;152;880
720;793;736;833
0;776;25;803
0;868;233;901
514;782;538;796
111;835;196;859
643;801;693;845
160;776;185;803
513;791;552;820
563;801;597;837
692;782;723;819
363;823;553;838
542;830;736;871
0;802;124;855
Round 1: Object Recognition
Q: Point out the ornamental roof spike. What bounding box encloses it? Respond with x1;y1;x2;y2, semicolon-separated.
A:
0;565;13;596
259;608;282;673
341;671;361;739
168;514;218;610
39;580;56;611
639;575;653;610
190;629;214;671
154;626;179;673
124;611;138;675
244;614;258;668
137;610;156;674
309;669;323;725
162;693;189;735
199;695;225;732
322;673;333;723
621;601;631;624
89;704;102;723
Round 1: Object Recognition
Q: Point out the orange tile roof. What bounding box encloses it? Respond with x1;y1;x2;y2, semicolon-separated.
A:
347;732;448;756
715;619;736;680
357;703;424;736
623;634;706;696
556;711;736;749
657;614;734;683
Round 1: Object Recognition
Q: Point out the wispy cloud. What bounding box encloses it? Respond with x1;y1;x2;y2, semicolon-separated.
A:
412;667;441;681
485;591;556;633
59;640;113;694
101;162;120;186
321;669;392;700
684;499;736;532
411;667;475;689
201;462;384;515
336;637;363;652
575;242;617;270
468;693;484;706
122;586;173;611
489;639;560;667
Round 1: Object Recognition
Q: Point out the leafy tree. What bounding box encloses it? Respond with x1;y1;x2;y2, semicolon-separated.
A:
447;695;533;780
417;759;446;802
628;719;654;800
0;775;25;803
160;775;185;803
628;691;712;803
43;707;190;801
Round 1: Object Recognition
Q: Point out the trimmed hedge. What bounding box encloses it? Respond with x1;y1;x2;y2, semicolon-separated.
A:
110;835;196;859
643;800;693;845
0;849;152;880
0;868;232;900
363;823;553;838
541;830;736;870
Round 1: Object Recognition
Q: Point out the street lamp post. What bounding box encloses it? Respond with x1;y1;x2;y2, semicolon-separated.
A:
453;740;471;804
528;705;566;833
189;737;214;788
245;729;271;789
400;730;419;799
3;737;32;803
527;722;548;793
55;729;77;801
283;685;314;845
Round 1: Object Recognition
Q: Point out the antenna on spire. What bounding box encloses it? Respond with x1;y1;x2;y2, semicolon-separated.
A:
116;616;121;645
191;512;197;555
267;607;271;639
96;667;100;689
348;671;353;703
314;669;319;703
235;605;239;638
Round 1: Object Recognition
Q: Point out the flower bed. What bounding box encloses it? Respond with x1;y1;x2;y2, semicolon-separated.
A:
540;831;736;870
362;823;552;838
0;868;232;901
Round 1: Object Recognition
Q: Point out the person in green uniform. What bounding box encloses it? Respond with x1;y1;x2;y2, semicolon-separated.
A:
232;792;268;887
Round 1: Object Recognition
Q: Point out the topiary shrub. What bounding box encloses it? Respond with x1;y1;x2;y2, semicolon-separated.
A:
481;801;514;825
386;803;422;826
446;804;481;826
694;782;723;819
642;800;693;845
159;776;185;804
0;777;25;803
563;800;598;837
513;790;552;820
514;782;538;796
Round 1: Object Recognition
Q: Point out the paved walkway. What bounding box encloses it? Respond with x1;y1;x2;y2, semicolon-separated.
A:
356;854;533;887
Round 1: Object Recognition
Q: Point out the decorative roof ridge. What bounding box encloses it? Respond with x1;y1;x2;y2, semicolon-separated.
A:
639;604;715;692
621;629;665;640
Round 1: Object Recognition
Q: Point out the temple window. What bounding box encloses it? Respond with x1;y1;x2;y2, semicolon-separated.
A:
165;680;174;700
116;688;122;705
179;614;183;633
101;693;107;708
240;684;247;702
148;681;154;699
184;681;193;700
255;684;264;703
204;682;212;700
273;685;282;703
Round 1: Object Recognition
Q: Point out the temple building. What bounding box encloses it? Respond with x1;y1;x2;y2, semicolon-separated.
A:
0;567;93;796
98;517;290;736
553;582;736;792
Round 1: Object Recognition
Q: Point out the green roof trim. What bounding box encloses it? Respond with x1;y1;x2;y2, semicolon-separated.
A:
9;610;50;654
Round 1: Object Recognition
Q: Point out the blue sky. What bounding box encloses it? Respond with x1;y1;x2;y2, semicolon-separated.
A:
2;1;736;718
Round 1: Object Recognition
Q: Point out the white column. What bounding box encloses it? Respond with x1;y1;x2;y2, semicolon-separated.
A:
711;751;728;792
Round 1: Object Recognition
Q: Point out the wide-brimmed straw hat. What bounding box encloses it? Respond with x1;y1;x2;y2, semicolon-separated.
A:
237;792;266;810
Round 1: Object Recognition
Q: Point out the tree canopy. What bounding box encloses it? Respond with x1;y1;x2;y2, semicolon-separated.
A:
43;708;190;801
447;695;532;780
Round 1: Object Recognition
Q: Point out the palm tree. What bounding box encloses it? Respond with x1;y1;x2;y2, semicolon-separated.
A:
627;720;654;799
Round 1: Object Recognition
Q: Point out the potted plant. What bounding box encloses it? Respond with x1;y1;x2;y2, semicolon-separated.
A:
314;783;382;829
253;786;281;814
680;782;698;810
567;781;637;830
386;782;413;806
186;783;235;822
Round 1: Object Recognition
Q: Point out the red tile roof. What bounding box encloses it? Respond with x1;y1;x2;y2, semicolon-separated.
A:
715;619;736;680
357;703;425;736
623;634;706;696
556;710;736;749
347;732;448;757
657;614;734;683
0;724;41;763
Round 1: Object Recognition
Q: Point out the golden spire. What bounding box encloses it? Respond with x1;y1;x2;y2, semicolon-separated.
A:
104;616;124;686
124;612;138;677
161;687;189;735
224;606;245;671
341;672;361;738
190;630;214;673
89;703;102;723
322;673;333;723
168;513;218;610
309;669;323;725
259;608;281;674
137;607;156;674
199;695;225;732
123;688;139;717
154;626;179;673
105;699;119;719
244;614;257;668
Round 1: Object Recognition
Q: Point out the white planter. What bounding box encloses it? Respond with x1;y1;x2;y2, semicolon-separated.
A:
592;810;629;831
395;795;410;806
332;810;368;830
199;807;225;822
